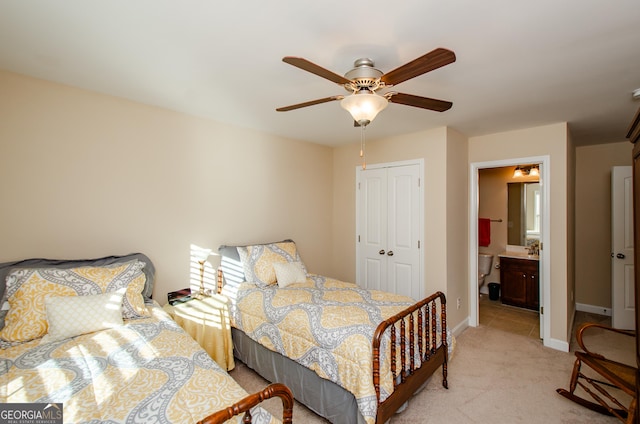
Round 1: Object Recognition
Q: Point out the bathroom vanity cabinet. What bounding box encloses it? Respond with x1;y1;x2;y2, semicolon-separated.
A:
499;256;539;311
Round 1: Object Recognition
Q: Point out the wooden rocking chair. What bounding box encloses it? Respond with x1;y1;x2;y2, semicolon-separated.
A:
556;322;637;423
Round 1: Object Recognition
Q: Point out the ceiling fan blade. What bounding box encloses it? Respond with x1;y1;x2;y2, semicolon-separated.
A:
283;57;352;85
276;95;344;112
387;92;452;112
381;48;456;86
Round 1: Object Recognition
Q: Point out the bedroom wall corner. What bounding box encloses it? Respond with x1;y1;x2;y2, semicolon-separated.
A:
329;142;361;282
445;127;470;330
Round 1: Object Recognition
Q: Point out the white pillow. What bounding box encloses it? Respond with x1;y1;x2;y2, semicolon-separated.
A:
273;261;307;288
41;288;125;344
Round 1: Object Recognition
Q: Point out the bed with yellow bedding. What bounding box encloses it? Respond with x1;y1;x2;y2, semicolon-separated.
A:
0;254;293;424
219;240;451;424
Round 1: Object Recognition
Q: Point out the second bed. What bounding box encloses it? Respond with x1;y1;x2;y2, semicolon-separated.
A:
218;240;452;424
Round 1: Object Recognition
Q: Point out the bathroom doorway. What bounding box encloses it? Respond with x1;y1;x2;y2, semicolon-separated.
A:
469;156;550;344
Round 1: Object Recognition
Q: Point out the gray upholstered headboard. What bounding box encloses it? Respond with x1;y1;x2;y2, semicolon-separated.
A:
0;252;156;309
217;244;246;288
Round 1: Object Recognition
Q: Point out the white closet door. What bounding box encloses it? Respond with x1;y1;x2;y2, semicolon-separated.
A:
358;167;387;291
386;165;421;299
612;165;635;329
357;163;422;299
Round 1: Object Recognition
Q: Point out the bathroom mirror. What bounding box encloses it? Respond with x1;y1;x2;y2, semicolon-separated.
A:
507;182;541;246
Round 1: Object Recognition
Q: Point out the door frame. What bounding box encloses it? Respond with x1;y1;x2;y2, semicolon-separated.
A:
355;158;425;299
469;156;551;345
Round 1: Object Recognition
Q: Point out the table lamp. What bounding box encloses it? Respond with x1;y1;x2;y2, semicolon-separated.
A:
193;248;212;299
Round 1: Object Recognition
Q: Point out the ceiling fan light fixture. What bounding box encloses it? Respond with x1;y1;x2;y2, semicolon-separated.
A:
340;91;388;126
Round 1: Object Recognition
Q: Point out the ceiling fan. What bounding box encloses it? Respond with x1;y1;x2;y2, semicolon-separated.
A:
276;48;456;127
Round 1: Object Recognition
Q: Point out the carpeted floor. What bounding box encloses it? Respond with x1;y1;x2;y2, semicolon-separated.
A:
229;311;633;423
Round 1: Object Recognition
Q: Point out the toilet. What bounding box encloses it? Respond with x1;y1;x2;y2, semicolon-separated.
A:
478;254;494;291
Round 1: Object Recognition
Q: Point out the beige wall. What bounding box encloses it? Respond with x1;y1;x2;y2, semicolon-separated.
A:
331;126;470;329
566;130;576;338
469;122;571;344
445;128;470;327
574;141;632;308
0;71;334;302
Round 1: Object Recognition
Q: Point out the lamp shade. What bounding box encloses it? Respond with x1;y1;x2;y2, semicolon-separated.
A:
513;167;523;178
193;248;212;263
340;91;388;124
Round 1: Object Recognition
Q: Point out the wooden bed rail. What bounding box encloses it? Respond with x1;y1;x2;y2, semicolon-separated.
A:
372;291;448;424
197;383;294;424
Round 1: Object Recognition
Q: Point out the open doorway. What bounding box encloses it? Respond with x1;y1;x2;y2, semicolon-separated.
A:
469;156;551;346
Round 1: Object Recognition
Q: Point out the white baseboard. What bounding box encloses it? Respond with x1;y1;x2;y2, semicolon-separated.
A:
544;337;569;352
575;302;612;316
451;317;468;337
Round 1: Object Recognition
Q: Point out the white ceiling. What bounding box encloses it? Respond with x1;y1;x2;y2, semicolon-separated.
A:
1;1;640;147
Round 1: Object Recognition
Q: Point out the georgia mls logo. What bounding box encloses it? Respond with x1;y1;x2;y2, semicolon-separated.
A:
43;404;62;416
0;403;63;424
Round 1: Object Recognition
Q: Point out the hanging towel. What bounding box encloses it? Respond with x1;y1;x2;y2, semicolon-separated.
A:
479;218;491;247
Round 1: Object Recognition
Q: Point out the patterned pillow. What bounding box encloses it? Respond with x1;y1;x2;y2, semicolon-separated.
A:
273;261;307;287
237;241;306;286
41;288;125;344
0;261;148;343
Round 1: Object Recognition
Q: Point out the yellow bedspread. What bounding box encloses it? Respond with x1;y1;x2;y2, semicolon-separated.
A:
1;304;279;424
230;275;450;424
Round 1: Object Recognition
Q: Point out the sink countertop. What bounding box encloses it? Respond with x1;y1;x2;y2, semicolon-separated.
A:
498;251;539;260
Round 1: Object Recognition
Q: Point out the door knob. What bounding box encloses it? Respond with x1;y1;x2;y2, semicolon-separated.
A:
616;253;626;259
387;251;394;256
379;250;385;255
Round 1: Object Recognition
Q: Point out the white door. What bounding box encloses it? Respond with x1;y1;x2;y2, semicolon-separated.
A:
358;167;387;292
386;166;421;299
612;166;635;330
357;163;422;299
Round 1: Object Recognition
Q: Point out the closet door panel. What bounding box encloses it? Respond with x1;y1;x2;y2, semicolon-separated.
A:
364;258;383;291
388;261;415;298
358;168;388;289
387;165;421;299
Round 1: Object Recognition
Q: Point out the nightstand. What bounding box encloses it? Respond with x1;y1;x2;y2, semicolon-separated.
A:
163;294;235;371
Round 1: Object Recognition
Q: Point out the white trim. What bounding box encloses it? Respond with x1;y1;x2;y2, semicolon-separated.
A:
543;337;569;352
451;317;469;337
576;302;612;316
355;159;425;299
469;156;553;348
358;158;423;170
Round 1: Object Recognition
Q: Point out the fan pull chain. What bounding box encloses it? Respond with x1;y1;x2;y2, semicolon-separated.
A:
360;124;367;170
